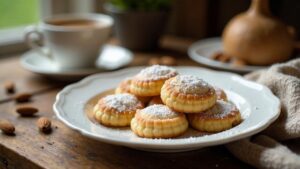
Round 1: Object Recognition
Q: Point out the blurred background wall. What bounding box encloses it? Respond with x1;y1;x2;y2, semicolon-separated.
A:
30;0;300;41
166;0;300;39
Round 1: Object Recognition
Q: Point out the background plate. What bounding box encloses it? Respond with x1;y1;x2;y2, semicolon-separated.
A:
188;38;267;73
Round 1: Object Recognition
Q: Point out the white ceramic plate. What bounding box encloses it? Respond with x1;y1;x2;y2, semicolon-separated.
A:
21;45;133;81
188;38;267;73
53;66;280;152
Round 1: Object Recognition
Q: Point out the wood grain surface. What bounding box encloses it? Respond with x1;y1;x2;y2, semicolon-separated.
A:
0;36;259;169
0;88;252;169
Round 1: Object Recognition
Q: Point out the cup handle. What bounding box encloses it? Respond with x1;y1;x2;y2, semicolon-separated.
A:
24;26;53;61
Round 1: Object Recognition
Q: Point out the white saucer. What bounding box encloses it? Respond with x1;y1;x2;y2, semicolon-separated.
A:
20;45;133;81
188;37;267;73
54;66;280;152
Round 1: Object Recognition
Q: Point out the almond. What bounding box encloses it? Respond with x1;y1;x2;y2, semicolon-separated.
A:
4;81;15;94
37;117;52;133
210;52;223;60
148;57;160;65
161;56;177;66
15;93;32;103
0;120;15;135
218;53;231;63
16;106;38;116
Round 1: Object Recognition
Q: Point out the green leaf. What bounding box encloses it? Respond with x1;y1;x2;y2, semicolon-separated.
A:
108;0;172;11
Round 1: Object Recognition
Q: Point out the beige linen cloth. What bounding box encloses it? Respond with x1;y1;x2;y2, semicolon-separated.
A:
226;58;300;169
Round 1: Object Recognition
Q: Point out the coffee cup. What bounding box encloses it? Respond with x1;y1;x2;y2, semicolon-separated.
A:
25;13;113;70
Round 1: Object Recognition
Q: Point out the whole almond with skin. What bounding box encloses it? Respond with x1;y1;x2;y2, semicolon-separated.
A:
148;57;160;65
218;53;231;63
0;120;15;135
16;106;38;116
160;56;177;66
210;52;223;60
37;117;51;133
15;93;32;103
4;81;15;94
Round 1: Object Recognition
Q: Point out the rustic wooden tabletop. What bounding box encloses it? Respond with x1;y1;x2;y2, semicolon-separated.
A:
0;36;257;169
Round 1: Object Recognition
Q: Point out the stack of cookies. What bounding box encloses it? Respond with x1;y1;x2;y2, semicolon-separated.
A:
93;65;242;138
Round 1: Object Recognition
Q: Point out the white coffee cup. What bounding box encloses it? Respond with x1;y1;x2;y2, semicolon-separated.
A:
25;13;113;70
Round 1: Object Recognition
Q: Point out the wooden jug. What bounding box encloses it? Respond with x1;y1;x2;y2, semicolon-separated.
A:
222;0;294;65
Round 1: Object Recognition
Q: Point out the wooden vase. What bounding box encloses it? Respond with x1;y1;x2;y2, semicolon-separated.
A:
222;0;294;65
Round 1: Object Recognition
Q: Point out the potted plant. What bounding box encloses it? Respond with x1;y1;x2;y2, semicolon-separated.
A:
105;0;171;51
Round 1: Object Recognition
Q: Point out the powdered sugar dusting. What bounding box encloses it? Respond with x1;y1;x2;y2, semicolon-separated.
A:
137;65;177;80
103;93;140;112
170;75;212;94
139;104;180;119
204;100;237;118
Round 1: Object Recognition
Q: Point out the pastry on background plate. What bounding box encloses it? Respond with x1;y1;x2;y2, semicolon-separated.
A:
188;100;242;132
94;93;143;127
130;65;178;97
131;104;188;138
161;75;217;113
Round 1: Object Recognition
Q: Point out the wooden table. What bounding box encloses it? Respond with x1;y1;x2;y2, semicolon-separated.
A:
0;36;255;169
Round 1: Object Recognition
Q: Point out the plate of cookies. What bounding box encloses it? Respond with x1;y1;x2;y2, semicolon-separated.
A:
54;65;280;152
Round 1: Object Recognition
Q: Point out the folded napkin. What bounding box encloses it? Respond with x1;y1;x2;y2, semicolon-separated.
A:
226;58;300;169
